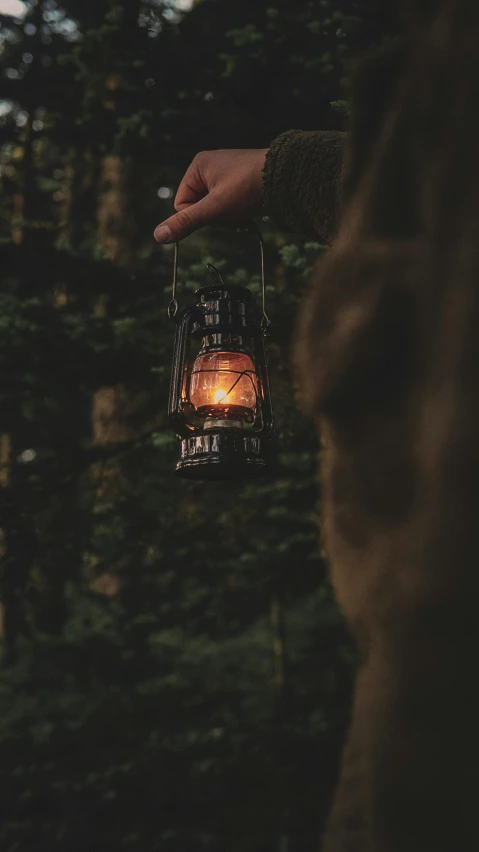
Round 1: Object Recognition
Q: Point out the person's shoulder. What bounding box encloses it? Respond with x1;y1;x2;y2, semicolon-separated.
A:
351;35;412;98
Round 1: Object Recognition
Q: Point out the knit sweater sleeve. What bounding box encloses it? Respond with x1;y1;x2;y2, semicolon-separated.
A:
262;129;346;245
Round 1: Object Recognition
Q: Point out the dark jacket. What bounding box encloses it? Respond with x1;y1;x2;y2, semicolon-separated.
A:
262;8;479;851
261;37;410;244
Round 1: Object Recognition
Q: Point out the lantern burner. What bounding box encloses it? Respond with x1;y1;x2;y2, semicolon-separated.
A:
204;418;243;430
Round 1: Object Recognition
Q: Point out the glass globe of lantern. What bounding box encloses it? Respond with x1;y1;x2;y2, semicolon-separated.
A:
189;350;258;423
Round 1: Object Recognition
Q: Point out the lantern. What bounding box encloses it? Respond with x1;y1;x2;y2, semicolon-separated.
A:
167;227;274;480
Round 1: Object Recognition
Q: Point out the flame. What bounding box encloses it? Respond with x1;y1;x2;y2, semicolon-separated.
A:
214;389;230;404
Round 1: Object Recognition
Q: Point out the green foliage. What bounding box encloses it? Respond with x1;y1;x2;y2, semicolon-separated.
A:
331;98;351;116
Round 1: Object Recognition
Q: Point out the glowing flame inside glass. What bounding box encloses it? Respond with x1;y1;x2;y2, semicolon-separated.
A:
214;389;230;404
190;351;258;419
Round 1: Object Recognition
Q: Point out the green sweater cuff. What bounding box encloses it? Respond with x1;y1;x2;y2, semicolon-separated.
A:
262;129;346;244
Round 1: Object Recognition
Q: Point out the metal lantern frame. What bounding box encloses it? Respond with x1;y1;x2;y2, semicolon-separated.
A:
167;226;274;481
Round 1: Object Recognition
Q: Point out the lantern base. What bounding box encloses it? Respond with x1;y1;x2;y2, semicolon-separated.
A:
176;429;269;481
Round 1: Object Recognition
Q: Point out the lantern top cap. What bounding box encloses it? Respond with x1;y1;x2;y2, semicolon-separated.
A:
195;283;252;302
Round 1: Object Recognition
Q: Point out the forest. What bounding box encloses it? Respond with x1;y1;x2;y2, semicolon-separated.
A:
0;2;397;850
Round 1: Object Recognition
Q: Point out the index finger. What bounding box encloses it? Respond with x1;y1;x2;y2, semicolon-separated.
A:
174;159;207;211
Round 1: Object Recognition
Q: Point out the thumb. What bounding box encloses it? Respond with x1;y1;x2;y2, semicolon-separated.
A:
154;194;219;243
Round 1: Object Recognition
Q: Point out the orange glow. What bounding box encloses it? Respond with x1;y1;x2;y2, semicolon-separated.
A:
190;351;258;415
214;389;230;404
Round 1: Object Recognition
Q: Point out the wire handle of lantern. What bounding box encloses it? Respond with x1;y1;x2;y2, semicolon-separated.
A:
167;223;270;333
259;229;270;333
236;221;270;333
167;241;180;321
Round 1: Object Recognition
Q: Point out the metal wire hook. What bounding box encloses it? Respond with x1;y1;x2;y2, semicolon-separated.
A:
206;263;227;288
258;229;270;334
167;241;179;322
236;221;270;334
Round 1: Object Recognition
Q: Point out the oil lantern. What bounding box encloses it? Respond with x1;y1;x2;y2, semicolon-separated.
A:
167;227;274;480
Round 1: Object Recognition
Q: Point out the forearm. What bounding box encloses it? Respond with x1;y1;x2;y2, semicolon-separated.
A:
262;129;346;245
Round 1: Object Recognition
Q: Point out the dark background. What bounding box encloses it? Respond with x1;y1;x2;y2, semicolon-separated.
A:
0;2;398;850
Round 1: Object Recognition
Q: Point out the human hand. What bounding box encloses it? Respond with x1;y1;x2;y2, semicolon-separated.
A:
154;148;268;244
